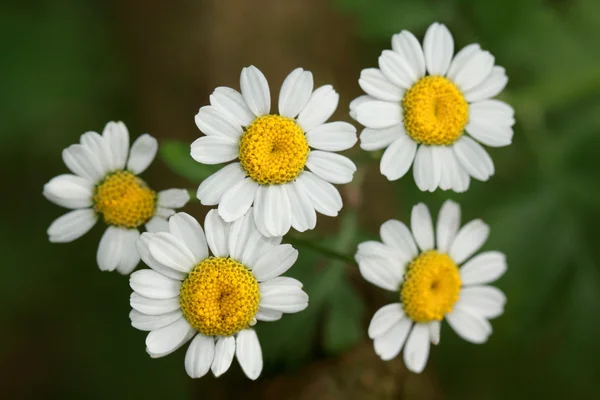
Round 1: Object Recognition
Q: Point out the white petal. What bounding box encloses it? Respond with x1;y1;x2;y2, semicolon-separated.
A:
130;309;182;331
436;200;461;253
278;68;314;118
355;100;402;129
391;30;426;78
438;145;470;193
169;212;208;263
196;163;245;206
255;308;283;322
413;145;442;192
429;321;441;345
449;219;490;264
287;181;317;233
218;178;259;223
211;336;236;377
145;216;170;233
210;87;255;127
259;276;303;289
423;22;454;76
240;65;271;117
296;85;339;131
452;50;495;93
252;244;298;281
43;174;93;209
460;251;506;285
79;131;113;174
458;286;506;319
127;134;158;174
446;44;481;81
259;286;308;313
130;269;181;299
403;323;431;373
190;135;239;165
379;50;418;89
466;101;514;147
228;208;256;262
295;171;342;217
194;105;243;140
156;207;175;219
47;209;97;243
411;203;434;252
359;68;404;101
261;184;292;237
464;66;508;103
446;308;491;344
157;189;189;209
236;329;263;380
130;292;180;315
62;144;104;182
373;318;412;361
185;334;215;379
305;121;357;152
96;226;123;272
379;219;418;259
368;303;404;339
355;255;401;291
149;232;197;273
102;121;129;170
349;95;373;120
145;317;195;358
306;151;356;185
115;229;142;275
453;136;495;181
380;134;417;181
359;124;404;151
204;209;230;257
136;233;187;280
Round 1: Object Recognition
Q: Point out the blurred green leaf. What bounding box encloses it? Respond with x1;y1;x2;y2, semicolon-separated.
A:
159;140;220;183
323;278;366;354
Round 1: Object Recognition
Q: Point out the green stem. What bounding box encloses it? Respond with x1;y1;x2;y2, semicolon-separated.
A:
287;236;356;266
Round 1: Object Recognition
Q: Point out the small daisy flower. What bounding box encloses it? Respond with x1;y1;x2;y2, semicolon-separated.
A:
43;122;190;274
192;66;358;237
351;22;515;192
129;209;308;380
356;200;507;373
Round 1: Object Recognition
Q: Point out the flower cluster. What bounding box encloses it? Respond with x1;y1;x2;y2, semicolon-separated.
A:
44;22;510;379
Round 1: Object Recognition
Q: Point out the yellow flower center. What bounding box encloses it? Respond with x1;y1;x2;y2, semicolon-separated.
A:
400;250;461;323
402;76;469;145
93;171;156;228
239;115;309;185
179;257;260;337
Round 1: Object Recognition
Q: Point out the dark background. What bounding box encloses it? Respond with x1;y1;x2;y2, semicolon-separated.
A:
2;0;600;398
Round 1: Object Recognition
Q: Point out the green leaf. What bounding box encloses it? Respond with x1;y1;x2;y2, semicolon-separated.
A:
323;278;366;354
159;140;220;183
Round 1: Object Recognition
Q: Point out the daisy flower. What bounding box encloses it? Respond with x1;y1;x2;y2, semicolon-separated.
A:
129;209;308;379
355;200;507;373
43;122;190;274
351;22;515;192
192;66;358;237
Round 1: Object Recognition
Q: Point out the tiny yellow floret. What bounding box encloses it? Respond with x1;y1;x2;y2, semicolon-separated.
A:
400;250;461;323
239;115;309;185
403;76;469;145
93;171;156;228
179;257;260;337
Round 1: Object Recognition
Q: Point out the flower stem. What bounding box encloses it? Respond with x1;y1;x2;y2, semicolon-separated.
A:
287;236;356;266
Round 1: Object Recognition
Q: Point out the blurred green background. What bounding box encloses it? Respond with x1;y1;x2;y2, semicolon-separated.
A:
2;0;599;398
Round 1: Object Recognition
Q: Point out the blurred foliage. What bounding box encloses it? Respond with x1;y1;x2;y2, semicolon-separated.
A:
3;0;600;399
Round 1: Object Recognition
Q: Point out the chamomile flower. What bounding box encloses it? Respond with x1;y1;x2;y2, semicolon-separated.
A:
43;122;190;274
129;209;308;380
351;22;515;192
356;200;507;373
192;66;358;237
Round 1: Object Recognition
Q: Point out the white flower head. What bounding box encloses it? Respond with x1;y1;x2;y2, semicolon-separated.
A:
43;121;190;274
129;209;308;380
351;22;515;192
192;66;358;237
356;200;507;373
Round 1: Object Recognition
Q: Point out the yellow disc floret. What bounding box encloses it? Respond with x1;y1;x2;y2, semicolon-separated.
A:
400;251;461;323
402;76;469;145
239;115;309;185
93;171;156;228
179;257;260;337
